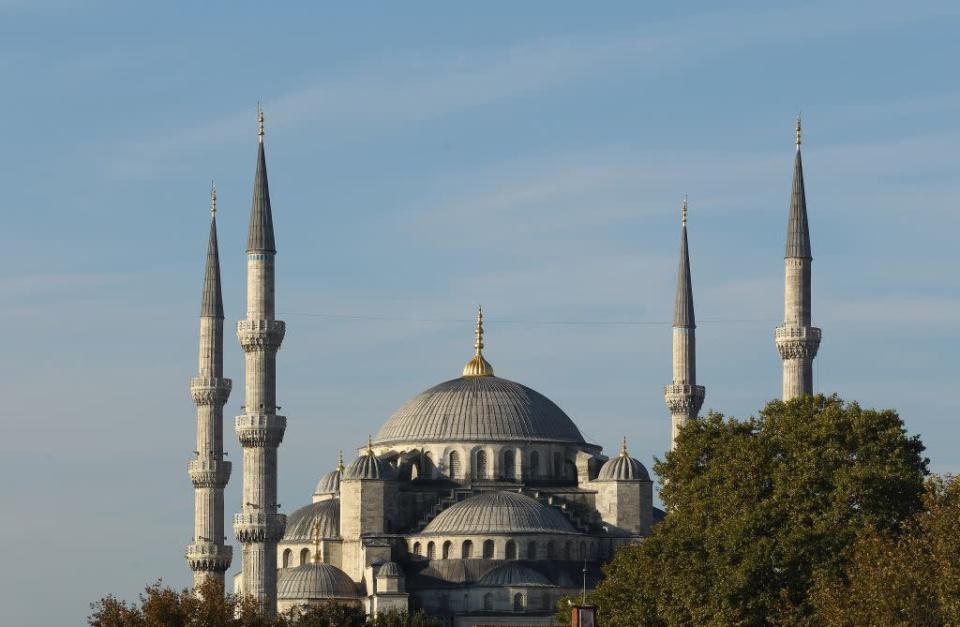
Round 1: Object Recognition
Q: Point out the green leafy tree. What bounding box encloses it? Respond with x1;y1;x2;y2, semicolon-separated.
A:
591;395;928;626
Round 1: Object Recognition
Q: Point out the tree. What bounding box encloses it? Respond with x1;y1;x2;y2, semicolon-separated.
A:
590;395;928;626
812;475;960;625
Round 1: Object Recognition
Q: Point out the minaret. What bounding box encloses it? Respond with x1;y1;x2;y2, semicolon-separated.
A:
186;185;233;589
664;197;705;450
775;117;821;400
233;107;287;615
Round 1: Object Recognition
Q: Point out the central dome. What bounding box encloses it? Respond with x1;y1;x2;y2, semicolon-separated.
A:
423;491;576;535
374;376;585;445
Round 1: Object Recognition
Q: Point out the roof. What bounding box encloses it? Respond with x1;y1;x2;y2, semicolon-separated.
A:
374;376;585;445
378;561;402;578
422;491;576;535
246;142;276;254
477;563;554;587
200;215;224;319
314;469;341;496
343;450;397;481
276;563;359;600
282;499;340;542
785;148;812;259
673;224;695;328
597;454;650;482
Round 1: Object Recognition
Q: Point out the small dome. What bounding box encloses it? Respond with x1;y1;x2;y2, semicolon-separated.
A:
277;563;359;600
378;561;402;578
282;500;340;542
479;563;554;588
314;469;342;496
597;441;650;481
423;491;575;535
343;449;396;481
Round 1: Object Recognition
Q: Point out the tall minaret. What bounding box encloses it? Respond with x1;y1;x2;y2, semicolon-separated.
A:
664;197;705;450
186;185;233;589
775;117;821;400
233;107;287;614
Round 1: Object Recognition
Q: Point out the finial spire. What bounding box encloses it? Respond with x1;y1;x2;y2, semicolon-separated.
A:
795;114;801;149
366;435;374;455
620;436;628;457
336;450;345;474
681;194;688;227
210;181;217;217
462;305;494;377
311;516;322;564
257;103;265;144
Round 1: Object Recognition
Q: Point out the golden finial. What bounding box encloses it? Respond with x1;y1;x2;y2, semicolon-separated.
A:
795;113;801;149
681;195;688;228
210;181;217;217
620;436;629;457
336;450;345;474
257;103;265;143
462;305;494;377
311;516;323;564
366;435;374;455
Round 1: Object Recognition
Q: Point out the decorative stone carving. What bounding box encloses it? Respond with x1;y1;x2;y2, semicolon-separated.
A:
186;542;233;573
775;326;821;360
237;320;286;352
234;511;287;543
188;459;232;488
235;414;287;447
190;377;232;405
664;383;705;415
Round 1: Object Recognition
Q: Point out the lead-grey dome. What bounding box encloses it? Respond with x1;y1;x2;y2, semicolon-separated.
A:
597;453;650;482
314;469;342;496
423;491;576;535
479;563;554;587
343;451;397;480
378;561;402;578
276;563;359;600
282;499;340;542
374;376;585;445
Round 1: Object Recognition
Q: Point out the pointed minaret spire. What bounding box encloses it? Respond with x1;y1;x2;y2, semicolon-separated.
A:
776;117;821;400
187;187;233;591
665;196;705;451
462;305;494;377
247;106;276;254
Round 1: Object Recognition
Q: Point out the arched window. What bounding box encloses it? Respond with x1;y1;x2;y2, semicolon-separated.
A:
527;540;537;559
475;450;487;479
442;541;452;559
483;539;495;559
282;548;291;568
410;461;419;481
564;540;573;560
448;451;461;479
565;460;578;481
462;540;473;558
579;541;587;560
503;450;515;480
427;541;436;559
299;548;310;565
513;593;524;612
529;451;540;478
483;593;493;611
541;591;552;610
505;540;517;559
413;541;422;556
424;452;434;479
546;541;555;559
553;452;563;478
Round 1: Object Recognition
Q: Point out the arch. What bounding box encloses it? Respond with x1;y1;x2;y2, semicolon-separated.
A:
282;548;291;568
427;541;436;560
410;461;419;481
483;592;494;611
462;539;473;559
546;540;556;560
413;541;422;556
483;539;495;559
475;449;488;479
553;452;563;478
505;540;517;559
442;540;452;559
564;540;573;560
448;451;461;479
299;548;310;565
527;540;537;559
513;593;524;612
529;451;540;478
503;449;515;480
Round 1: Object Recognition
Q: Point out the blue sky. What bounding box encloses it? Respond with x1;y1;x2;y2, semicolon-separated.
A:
1;1;958;624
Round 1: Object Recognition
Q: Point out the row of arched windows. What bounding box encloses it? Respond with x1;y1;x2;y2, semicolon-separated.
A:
281;548;312;568
440;449;573;480
436;591;551;613
411;538;592;561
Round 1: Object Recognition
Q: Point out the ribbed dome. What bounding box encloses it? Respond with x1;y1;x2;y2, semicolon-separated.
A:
343;451;396;480
375;376;585;445
423;491;576;535
282;499;340;542
276;563;359;600
479;563;554;587
378;561;402;578
314;469;342;496
597;453;650;482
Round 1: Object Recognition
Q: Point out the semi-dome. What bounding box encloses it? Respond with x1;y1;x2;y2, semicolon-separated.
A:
596;439;650;481
375;376;585;445
276;563;359;600
282;499;340;542
423;491;576;535
479;563;554;587
343;448;397;481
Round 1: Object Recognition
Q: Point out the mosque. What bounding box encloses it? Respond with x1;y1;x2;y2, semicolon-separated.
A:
184;109;819;626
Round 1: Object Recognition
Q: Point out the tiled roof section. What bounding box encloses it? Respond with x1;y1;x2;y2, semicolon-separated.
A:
374;376;585;445
200;215;224;318
276;563;358;600
478;563;554;587
422;491;576;535
246;142;276;253
281;499;340;542
673;224;695;328
786;148;811;258
596;455;650;482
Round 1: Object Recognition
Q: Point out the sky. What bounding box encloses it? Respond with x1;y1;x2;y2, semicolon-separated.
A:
1;1;958;624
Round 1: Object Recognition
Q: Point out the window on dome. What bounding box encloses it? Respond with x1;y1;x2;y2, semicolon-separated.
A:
483;593;493;611
513;593;524;612
564;540;573;560
505;540;517;559
282;548;291;568
541;591;552;610
483;539;494;559
553;452;563;478
449;451;461;479
427;541;436;559
503;450;515;479
299;548;309;565
462;540;473;559
527;541;537;559
442;541;452;559
475;450;487;479
413;542;421;556
546;541;556;559
529;451;540;478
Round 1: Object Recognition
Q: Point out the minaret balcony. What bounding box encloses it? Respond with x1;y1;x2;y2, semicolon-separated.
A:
775;325;821;359
233;511;286;543
190;377;232;406
235;414;286;447
186;542;233;572
664;384;705;414
236;320;285;352
187;459;232;488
